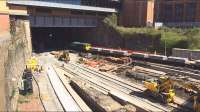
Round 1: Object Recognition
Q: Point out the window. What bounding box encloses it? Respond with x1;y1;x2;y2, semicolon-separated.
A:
163;4;173;22
185;3;196;22
174;3;184;22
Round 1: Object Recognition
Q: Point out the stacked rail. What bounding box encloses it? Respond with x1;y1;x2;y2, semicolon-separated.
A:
57;62;177;112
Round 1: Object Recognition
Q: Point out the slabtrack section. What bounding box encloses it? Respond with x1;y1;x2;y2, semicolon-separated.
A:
46;65;82;111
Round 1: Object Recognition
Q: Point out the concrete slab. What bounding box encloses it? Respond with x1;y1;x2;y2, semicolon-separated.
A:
36;72;63;111
46;65;81;111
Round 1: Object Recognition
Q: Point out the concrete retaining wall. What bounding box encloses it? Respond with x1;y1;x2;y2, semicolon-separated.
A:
172;48;200;60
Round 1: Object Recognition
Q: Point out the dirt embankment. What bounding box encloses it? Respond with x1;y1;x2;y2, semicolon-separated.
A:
82;23;161;53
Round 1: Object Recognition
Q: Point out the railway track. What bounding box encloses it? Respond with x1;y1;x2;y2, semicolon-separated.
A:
133;61;200;93
56;62;185;112
70;62;145;91
147;62;200;74
135;61;200;81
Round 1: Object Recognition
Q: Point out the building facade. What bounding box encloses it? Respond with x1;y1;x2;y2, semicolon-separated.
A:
0;0;119;32
119;0;155;27
1;0;200;31
154;0;200;27
119;0;200;27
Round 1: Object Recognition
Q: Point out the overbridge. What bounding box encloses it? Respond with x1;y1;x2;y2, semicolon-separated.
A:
7;0;118;27
4;0;120;52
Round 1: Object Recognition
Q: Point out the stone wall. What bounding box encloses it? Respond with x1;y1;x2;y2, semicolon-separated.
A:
0;34;10;111
0;18;31;111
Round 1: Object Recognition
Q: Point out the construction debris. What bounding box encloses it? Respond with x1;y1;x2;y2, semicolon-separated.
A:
26;51;200;112
70;78;137;112
51;51;70;63
105;57;131;64
99;64;114;72
84;60;101;68
134;66;167;76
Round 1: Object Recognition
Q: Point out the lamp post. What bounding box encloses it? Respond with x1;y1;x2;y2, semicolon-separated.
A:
163;30;167;56
164;39;167;56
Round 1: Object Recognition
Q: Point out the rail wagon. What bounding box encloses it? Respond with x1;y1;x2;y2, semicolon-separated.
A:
148;54;168;63
131;53;148;60
167;56;189;66
111;50;129;57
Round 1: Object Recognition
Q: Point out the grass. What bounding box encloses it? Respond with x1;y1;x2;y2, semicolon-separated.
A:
17;93;32;104
18;98;30;104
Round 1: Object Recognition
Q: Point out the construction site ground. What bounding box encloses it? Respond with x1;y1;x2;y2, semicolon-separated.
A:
17;51;196;111
17;54;63;111
17;80;44;111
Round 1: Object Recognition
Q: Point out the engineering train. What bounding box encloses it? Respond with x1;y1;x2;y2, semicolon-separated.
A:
70;42;200;69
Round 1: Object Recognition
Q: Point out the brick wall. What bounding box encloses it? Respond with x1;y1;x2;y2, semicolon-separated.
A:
196;1;200;22
0;15;10;33
119;0;148;27
155;0;199;23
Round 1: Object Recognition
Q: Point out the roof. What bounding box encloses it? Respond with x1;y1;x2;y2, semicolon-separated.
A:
7;1;117;13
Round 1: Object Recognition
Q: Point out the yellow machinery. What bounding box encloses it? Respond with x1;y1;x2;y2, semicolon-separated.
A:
193;94;200;112
26;57;42;72
144;76;175;103
85;43;92;51
172;79;200;112
144;75;200;111
57;50;70;63
70;42;92;51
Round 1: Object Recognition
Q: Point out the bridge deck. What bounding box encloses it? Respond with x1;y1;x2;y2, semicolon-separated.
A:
7;1;117;13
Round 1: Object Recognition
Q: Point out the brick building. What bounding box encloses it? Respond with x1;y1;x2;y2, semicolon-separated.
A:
119;0;200;27
154;0;200;27
119;0;155;27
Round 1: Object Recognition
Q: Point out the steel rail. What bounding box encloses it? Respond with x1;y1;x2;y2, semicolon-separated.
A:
60;63;172;112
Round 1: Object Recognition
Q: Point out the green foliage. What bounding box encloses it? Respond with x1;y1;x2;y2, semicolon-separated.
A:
184;28;200;49
10;88;16;100
115;27;160;37
103;14;200;52
18;98;30;104
160;30;187;49
103;13;117;27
